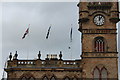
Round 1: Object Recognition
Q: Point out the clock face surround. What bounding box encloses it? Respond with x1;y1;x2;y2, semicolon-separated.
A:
94;14;105;26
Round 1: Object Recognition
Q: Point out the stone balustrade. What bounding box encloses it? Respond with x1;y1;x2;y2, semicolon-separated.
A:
7;59;81;68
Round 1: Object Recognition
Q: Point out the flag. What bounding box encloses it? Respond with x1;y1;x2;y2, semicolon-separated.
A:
70;27;72;42
22;28;29;39
46;26;51;39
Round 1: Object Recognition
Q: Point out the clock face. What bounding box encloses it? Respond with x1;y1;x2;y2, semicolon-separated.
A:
94;15;105;26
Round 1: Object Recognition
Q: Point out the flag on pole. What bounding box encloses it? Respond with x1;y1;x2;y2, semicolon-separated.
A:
46;26;51;39
70;27;72;42
22;28;29;39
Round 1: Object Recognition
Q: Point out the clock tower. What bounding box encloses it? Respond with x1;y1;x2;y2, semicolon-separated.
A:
78;1;119;79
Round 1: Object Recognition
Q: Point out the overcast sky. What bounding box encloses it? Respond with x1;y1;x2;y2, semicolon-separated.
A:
2;2;80;60
0;1;120;79
1;2;80;78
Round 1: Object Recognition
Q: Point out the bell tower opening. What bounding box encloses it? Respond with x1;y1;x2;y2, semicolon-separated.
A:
94;37;105;52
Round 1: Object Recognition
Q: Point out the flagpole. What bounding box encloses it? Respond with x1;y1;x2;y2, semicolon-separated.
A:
27;24;30;60
69;24;73;60
45;24;52;57
22;24;30;60
2;57;8;79
71;24;72;60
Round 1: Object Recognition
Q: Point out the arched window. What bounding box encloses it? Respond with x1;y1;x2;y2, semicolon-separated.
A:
93;67;100;80
72;77;77;80
101;68;107;80
93;66;108;80
50;76;56;80
21;77;27;80
29;77;35;80
94;37;105;52
43;76;48;80
64;77;70;80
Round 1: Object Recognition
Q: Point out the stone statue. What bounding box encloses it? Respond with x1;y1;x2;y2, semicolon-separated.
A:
14;51;18;59
59;51;62;60
38;51;41;60
9;52;12;61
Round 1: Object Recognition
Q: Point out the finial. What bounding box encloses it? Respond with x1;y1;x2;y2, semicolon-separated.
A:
38;51;41;60
59;51;62;60
45;54;49;60
14;51;18;60
60;51;62;54
47;54;48;58
9;52;12;61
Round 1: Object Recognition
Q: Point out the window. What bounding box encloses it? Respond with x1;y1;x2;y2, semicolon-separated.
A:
21;77;27;80
94;37;105;52
43;76;48;80
50;76;56;80
64;77;70;80
93;67;108;80
93;67;100;80
101;68;107;80
29;77;35;80
72;77;77;80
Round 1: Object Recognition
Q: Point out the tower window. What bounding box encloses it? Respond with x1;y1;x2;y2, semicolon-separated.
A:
94;37;105;52
93;67;100;80
93;66;108;80
101;68;107;80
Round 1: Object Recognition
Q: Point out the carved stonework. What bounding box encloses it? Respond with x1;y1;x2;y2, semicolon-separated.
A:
87;2;112;10
82;29;117;34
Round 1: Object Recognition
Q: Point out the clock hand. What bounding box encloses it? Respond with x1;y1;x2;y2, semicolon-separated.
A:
99;16;100;21
99;16;101;21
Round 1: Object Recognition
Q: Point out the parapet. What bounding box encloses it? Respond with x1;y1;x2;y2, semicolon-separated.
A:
5;51;82;72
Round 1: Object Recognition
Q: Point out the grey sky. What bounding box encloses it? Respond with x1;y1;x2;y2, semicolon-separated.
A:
2;2;80;60
0;1;120;79
1;2;80;78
